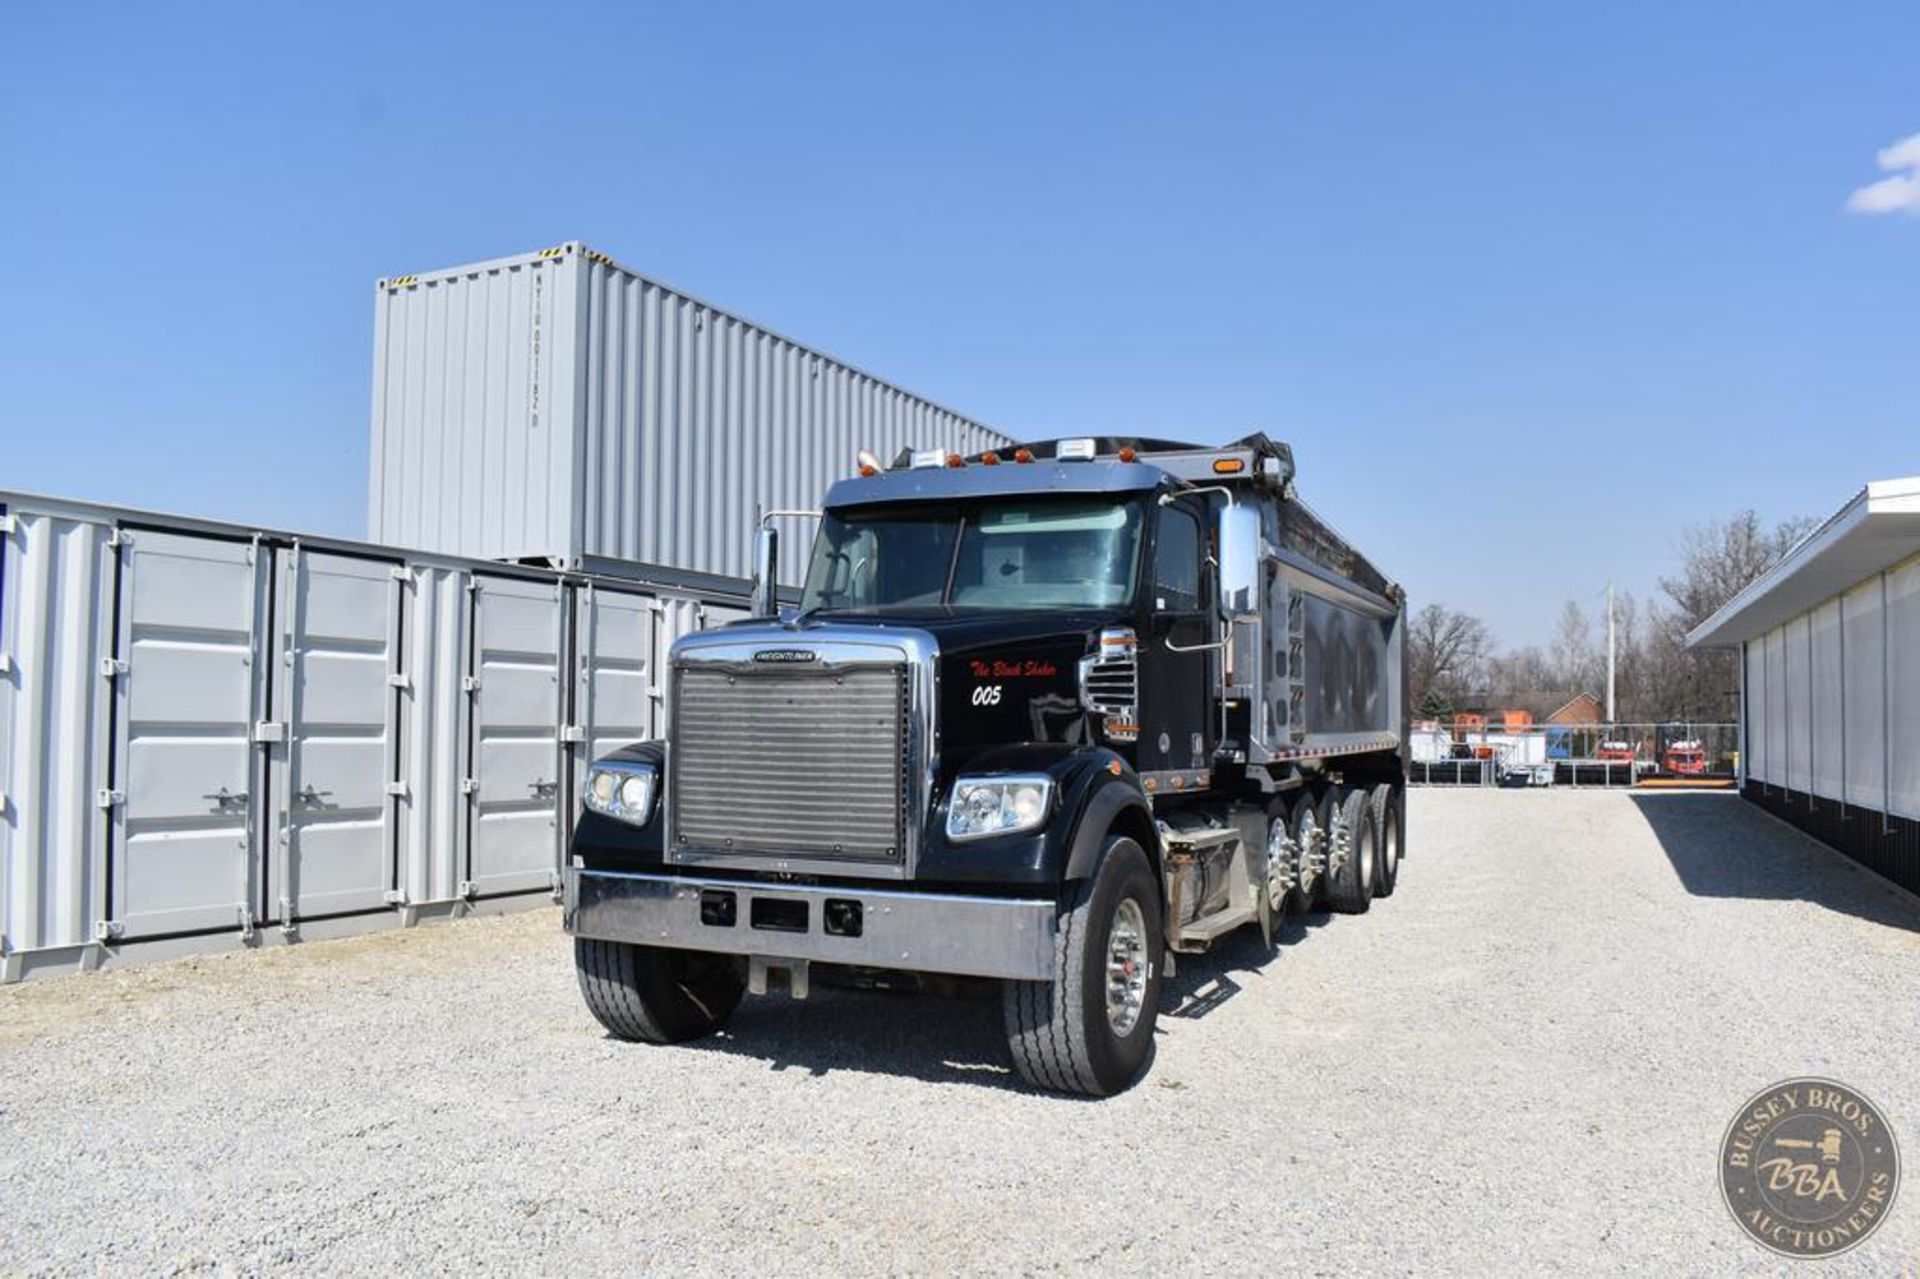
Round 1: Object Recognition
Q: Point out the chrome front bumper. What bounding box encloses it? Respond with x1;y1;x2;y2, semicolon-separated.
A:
564;868;1059;981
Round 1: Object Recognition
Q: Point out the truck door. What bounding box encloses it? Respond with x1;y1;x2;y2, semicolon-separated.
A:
1139;500;1213;777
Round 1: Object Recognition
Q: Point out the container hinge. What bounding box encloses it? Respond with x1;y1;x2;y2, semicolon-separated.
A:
94;919;124;943
252;721;286;744
387;673;412;690
646;599;665;614
459;777;478;795
383;889;406;905
99;657;128;680
0;653;11;675
560;724;585;743
278;898;297;936
94;788;125;810
0;514;14;535
390;566;411;582
458;880;477;899
384;780;410;798
462;676;481;693
648;685;664;701
237;906;256;941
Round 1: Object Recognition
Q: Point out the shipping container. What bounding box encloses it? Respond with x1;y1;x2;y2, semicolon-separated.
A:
1689;474;1920;895
368;243;1012;584
0;490;749;981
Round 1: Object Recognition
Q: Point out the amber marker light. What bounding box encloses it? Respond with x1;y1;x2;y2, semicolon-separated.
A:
980;451;1001;466
1117;446;1137;463
1013;447;1035;464
1212;458;1245;475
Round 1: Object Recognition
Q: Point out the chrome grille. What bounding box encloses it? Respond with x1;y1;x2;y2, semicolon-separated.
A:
669;662;909;863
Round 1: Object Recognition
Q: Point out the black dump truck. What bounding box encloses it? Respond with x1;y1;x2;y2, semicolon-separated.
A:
564;435;1408;1095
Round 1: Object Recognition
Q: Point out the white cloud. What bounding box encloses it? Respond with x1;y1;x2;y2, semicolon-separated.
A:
1847;131;1920;216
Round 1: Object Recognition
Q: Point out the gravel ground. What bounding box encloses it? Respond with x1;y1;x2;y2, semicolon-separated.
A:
3;789;1917;1274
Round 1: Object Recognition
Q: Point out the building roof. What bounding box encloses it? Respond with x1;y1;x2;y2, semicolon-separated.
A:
1688;475;1920;648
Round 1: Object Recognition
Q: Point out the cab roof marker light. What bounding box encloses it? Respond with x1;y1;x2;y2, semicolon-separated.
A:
980;451;1001;466
1057;438;1096;461
1117;446;1138;463
1012;447;1035;464
945;453;966;468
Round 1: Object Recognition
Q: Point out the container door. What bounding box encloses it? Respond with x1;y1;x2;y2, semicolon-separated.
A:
110;529;269;938
468;575;564;895
567;584;657;845
269;548;403;922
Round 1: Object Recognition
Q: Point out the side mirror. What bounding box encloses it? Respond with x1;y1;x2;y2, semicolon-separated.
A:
1218;502;1260;622
751;525;779;617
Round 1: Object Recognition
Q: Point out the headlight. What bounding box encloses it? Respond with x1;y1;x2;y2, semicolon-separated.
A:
583;759;658;826
946;773;1054;841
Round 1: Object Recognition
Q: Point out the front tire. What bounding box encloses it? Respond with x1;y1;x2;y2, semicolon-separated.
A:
1004;836;1164;1096
575;938;745;1044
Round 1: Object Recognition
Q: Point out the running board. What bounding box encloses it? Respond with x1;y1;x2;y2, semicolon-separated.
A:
1174;903;1258;951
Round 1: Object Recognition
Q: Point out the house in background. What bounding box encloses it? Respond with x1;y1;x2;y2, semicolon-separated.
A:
1547;693;1603;726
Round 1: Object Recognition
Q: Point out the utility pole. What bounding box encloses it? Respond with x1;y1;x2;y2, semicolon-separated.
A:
1606;580;1617;723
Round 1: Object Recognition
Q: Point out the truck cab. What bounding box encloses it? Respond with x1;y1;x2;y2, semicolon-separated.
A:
565;435;1408;1095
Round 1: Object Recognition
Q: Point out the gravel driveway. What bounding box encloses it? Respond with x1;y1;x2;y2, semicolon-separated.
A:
3;790;1916;1273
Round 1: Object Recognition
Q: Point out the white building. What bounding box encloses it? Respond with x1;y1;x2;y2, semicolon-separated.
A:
1688;475;1920;896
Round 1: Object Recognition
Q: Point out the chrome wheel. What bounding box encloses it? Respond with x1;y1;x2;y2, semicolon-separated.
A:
1325;804;1351;877
1105;897;1149;1036
1295;807;1324;898
1266;817;1298;906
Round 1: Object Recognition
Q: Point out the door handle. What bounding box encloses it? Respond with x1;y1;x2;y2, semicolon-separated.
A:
298;784;334;807
530;780;559;799
203;786;249;812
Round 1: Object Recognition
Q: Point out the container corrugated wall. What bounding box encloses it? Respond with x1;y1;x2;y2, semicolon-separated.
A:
0;491;749;981
1740;550;1920;894
370;243;1011;585
0;504;118;974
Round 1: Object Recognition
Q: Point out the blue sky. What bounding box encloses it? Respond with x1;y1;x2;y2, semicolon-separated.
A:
2;2;1914;648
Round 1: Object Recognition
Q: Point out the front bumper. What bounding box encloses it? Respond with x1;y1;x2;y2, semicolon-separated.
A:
564;868;1059;981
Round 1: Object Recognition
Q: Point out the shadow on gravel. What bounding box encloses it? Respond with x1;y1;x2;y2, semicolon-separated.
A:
657;908;1335;1095
1631;793;1919;934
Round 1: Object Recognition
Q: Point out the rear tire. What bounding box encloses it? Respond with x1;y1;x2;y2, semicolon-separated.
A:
1324;787;1375;915
1004;836;1164;1096
575;938;745;1044
1371;782;1403;898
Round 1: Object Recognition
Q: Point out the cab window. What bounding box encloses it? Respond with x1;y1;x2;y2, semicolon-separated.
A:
1154;505;1203;612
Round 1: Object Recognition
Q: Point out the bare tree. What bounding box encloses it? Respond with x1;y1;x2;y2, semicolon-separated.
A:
1550;600;1600;695
1408;603;1493;711
1645;511;1817;720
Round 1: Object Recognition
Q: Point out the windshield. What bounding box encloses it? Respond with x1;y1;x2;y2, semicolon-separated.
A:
799;498;1144;613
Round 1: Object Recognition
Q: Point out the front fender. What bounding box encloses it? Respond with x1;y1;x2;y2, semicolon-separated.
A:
914;744;1154;892
570;741;666;868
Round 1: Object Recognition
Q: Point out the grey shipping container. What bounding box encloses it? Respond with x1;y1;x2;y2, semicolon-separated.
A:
368;243;1012;585
0;489;748;981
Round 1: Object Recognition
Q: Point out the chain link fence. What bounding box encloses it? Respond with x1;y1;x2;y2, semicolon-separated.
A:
1409;720;1739;788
